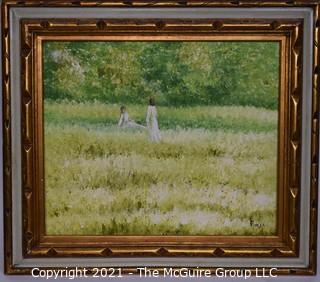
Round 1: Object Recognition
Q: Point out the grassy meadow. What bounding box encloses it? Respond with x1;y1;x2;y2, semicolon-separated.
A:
45;101;277;236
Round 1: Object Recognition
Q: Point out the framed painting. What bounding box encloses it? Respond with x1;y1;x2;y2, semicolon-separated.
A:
2;0;319;276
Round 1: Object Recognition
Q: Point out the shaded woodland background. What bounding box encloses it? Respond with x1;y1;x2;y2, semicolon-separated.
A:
44;41;279;109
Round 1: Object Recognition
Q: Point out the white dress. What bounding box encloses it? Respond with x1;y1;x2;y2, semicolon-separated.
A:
118;112;145;129
146;105;161;142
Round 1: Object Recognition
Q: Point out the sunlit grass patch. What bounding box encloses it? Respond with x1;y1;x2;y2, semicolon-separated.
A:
45;101;277;133
45;103;277;235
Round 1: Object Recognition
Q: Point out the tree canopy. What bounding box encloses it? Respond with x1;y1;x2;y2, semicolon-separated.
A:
44;41;279;109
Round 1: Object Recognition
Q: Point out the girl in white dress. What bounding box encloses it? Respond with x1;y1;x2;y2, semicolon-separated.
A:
118;106;145;129
146;97;161;142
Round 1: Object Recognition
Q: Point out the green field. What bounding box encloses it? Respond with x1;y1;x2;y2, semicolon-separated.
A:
45;101;277;236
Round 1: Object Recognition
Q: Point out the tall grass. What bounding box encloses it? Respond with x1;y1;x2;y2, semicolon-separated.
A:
45;101;277;133
45;101;277;236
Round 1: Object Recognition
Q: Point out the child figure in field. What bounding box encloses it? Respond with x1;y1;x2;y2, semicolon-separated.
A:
146;97;161;143
118;106;145;129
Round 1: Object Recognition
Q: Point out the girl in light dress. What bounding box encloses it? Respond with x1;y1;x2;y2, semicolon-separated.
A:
118;106;145;129
146;97;161;143
118;98;161;143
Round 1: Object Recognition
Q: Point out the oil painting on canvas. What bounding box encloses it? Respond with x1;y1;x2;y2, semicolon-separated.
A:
43;41;279;236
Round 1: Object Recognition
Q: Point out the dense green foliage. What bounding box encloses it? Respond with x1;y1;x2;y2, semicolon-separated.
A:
44;42;279;109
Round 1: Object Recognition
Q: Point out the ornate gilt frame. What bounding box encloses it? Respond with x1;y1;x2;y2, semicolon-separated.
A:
2;0;319;276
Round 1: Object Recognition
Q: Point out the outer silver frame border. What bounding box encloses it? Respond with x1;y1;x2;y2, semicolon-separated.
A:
8;7;313;268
